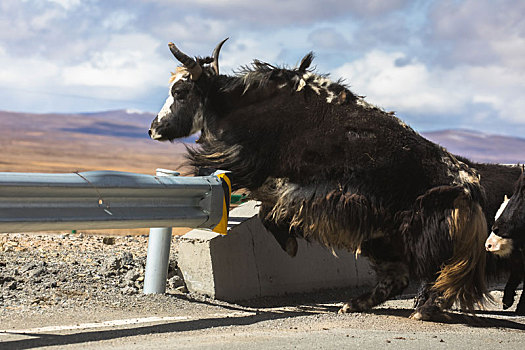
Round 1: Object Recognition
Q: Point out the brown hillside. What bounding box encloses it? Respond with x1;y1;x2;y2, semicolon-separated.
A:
0;110;189;174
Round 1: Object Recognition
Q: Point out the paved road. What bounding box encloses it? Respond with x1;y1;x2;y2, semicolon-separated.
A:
1;290;524;349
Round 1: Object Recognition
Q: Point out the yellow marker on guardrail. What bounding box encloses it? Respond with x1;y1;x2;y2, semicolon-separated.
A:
212;172;232;235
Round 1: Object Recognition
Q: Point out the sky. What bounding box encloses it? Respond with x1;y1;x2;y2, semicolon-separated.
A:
0;0;524;135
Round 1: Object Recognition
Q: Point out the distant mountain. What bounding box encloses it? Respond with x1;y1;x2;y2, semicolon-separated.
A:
0;109;153;138
78;109;156;125
64;109;155;139
0;109;188;173
74;109;199;142
422;129;525;164
0;109;198;142
1;110;524;172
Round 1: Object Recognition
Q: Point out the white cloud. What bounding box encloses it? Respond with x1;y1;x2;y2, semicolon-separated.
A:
31;7;66;30
465;65;525;124
151;15;232;51
0;46;61;89
0;32;171;113
219;37;281;73
334;51;525;127
145;0;411;24
102;11;136;31
490;35;525;70
334;51;466;115
46;0;81;11
308;28;350;50
1;0;524;137
61;33;168;91
428;0;525;69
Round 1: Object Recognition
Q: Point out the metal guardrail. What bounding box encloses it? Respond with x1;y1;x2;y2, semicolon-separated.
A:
0;169;228;295
0;170;225;233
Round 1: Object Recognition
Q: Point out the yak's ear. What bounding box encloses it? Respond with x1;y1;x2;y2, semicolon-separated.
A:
298;52;314;72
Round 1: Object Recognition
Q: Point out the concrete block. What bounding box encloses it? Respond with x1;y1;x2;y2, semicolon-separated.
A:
177;201;376;302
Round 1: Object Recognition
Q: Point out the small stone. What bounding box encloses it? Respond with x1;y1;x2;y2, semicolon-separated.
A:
22;262;37;272
175;285;188;293
105;257;122;271
45;281;57;289
30;267;46;278
0;276;15;284
119;280;132;288
124;269;140;282
120;252;134;266
102;237;115;245
7;280;17;290
168;275;184;289
121;286;138;295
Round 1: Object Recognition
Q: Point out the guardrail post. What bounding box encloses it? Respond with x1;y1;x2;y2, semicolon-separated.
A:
143;169;180;294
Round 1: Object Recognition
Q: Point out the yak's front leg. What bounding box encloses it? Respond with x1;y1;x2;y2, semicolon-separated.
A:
514;250;525;315
339;260;409;313
502;250;525;312
413;281;432;310
502;268;523;310
258;203;299;257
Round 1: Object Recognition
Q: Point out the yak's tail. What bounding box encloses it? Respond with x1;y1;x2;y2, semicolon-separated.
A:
432;196;490;311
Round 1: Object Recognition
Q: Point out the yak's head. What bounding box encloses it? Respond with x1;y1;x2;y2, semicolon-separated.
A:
486;171;525;257
149;39;228;142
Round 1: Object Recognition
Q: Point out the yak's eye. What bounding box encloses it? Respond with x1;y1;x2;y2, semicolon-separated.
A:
173;87;188;99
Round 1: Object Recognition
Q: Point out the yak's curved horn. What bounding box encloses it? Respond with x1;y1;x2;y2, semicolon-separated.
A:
168;42;202;80
211;38;229;75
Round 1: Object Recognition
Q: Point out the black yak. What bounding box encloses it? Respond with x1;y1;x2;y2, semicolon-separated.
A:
149;40;490;320
486;171;525;315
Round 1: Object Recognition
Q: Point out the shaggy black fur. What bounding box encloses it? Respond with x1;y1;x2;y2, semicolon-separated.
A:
458;159;522;228
407;161;522;314
493;173;525;241
150;47;491;320
502;253;525;315
491;172;525;315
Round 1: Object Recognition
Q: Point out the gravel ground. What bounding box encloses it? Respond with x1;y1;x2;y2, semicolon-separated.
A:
0;233;193;321
1;232;524;349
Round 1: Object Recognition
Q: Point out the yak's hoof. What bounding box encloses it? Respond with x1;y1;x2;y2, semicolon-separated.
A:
502;296;514;310
338;303;352;314
410;304;442;321
409;311;425;321
338;299;368;314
